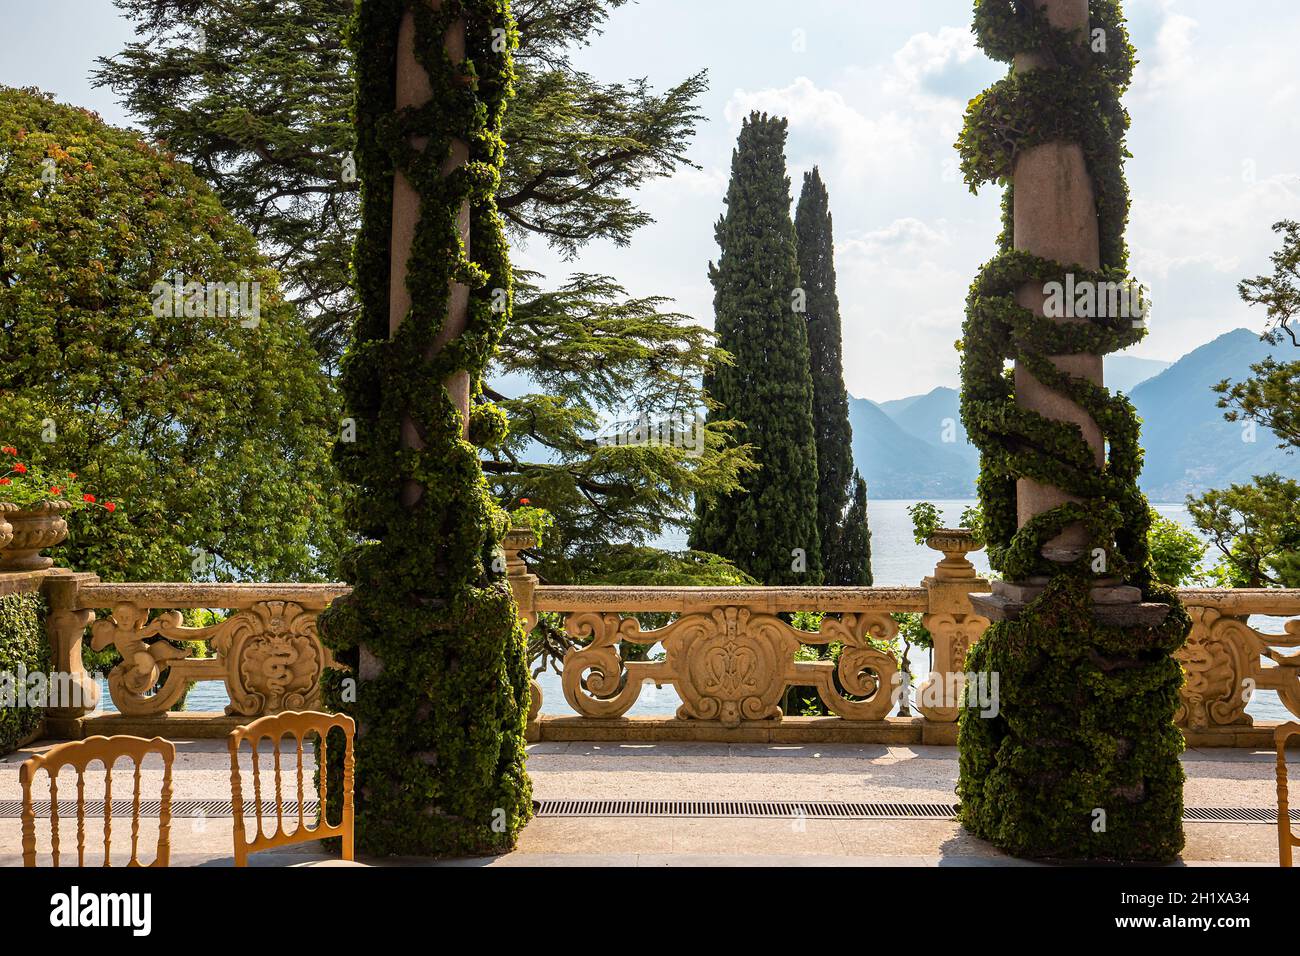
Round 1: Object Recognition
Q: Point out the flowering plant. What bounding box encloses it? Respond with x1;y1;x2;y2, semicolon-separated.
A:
509;500;552;546
0;445;118;513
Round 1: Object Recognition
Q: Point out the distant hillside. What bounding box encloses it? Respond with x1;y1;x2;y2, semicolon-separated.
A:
1130;328;1299;501
848;329;1297;501
848;394;976;498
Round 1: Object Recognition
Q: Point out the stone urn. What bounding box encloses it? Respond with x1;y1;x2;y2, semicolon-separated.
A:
925;528;983;581
0;502;15;553
0;500;76;572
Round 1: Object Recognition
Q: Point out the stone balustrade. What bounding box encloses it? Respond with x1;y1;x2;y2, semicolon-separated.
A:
41;576;350;737
1173;589;1300;744
4;530;1297;746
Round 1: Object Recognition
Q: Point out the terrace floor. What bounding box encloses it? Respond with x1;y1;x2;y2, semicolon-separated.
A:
0;740;1286;867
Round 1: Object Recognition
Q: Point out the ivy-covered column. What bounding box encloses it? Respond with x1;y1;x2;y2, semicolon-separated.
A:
956;0;1189;861
319;0;532;857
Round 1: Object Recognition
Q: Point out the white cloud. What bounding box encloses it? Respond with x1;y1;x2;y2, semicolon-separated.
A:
1132;1;1198;97
724;76;919;177
885;25;980;100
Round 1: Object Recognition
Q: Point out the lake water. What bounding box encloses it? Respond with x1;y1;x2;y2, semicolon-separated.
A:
92;499;1293;722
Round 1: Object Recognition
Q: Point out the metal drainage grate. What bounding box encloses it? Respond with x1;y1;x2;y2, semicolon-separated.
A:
534;800;1294;825
0;799;319;819
1183;806;1287;825
536;800;958;819
0;799;1287;824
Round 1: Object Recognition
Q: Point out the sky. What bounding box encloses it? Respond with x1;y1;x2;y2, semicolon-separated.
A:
4;0;1299;401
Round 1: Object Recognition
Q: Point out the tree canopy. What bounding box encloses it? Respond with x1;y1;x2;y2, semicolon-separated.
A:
95;0;743;580
0;85;341;582
1191;221;1300;588
795;167;869;584
691;113;822;585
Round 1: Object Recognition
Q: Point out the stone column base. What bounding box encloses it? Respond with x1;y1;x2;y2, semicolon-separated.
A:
971;579;1171;626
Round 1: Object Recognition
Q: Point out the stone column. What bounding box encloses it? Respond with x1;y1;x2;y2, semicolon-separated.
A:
390;0;471;482
42;571;101;739
1011;0;1100;566
917;531;990;742
975;0;1157;622
503;527;543;724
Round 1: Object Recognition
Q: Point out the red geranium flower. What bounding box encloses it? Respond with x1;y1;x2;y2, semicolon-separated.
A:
520;498;531;505
49;486;62;495
13;463;27;474
104;502;117;513
0;478;10;485
68;472;77;480
83;493;96;503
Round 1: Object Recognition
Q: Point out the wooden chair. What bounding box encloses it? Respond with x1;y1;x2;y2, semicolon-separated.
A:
1278;722;1300;867
20;735;174;867
228;710;355;866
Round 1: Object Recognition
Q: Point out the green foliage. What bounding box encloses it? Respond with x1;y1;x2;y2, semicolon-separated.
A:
827;472;872;586
0;591;47;754
97;0;700;358
1212;221;1300;454
509;505;554;547
958;576;1188;861
1238;219;1300;348
95;0;358;360
1146;508;1206;588
1187;475;1300;588
796;168;865;584
893;611;933;653
562;545;755;587
954;0;1187;862
0;86;341;584
907;502;942;545
692;113;822;585
487;271;756;580
95;2;742;578
1215;356;1300;452
318;0;530;857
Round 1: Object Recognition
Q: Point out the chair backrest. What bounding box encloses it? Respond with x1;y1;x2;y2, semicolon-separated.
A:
228;709;355;866
20;735;175;868
1279;722;1300;868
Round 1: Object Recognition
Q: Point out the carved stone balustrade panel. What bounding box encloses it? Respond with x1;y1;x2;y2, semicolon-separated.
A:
211;601;333;716
1175;604;1300;730
560;605;900;727
88;595;338;719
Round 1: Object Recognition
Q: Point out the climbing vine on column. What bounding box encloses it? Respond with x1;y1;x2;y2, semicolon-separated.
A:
955;0;1189;861
318;0;532;857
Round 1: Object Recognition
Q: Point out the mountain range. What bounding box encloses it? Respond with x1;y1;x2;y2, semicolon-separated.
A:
849;328;1300;501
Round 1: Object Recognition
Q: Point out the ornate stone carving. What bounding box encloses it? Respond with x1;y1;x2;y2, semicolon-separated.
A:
664;607;794;725
1185;608;1284;728
917;528;991;723
212;601;328;717
0;502;15;552
91;603;222;716
561;612;650;719
916;612;991;722
89;599;332;718
0;500;75;572
560;606;899;727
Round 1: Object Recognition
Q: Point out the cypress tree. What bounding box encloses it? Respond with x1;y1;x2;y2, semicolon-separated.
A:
691;113;821;584
795;167;869;584
829;471;873;586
